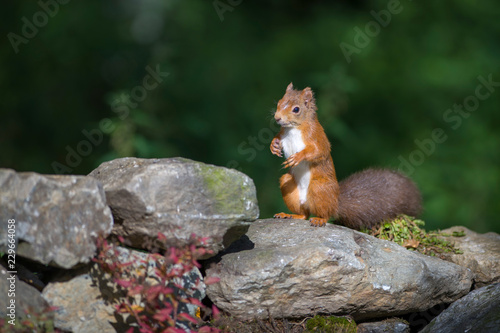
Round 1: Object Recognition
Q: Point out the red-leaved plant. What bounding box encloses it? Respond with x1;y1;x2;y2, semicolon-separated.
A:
93;233;222;333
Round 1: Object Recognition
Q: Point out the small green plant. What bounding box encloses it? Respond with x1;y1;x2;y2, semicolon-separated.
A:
441;230;466;237
212;314;309;333
305;315;356;333
363;215;463;258
94;233;222;333
0;306;61;333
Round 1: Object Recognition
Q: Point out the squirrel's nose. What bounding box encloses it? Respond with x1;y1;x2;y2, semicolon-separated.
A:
275;116;281;123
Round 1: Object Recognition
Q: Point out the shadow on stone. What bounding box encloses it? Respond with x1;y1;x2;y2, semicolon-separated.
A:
201;234;255;268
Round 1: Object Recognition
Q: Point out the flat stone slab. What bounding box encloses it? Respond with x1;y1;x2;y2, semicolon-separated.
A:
206;219;473;320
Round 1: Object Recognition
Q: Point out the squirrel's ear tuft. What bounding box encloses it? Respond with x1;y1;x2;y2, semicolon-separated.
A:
286;82;294;92
302;87;314;104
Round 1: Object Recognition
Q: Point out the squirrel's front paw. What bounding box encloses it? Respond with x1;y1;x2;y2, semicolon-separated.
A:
270;138;282;157
282;153;302;168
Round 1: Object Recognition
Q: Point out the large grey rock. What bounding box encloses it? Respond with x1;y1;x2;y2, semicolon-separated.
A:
0;169;113;268
88;158;259;254
205;219;473;320
420;283;500;333
438;226;500;287
42;247;205;333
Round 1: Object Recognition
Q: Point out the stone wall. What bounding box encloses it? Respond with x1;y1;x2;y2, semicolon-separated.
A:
0;157;499;332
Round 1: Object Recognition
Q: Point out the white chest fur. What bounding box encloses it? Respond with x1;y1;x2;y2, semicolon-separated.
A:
281;128;305;158
280;128;311;205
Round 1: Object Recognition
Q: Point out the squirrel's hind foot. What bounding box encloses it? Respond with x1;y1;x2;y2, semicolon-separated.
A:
274;212;307;220
310;217;328;227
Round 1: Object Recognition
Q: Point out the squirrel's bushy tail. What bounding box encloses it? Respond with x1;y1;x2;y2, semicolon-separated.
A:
337;168;422;230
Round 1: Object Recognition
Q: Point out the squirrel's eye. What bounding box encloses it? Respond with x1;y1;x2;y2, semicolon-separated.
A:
292;106;300;113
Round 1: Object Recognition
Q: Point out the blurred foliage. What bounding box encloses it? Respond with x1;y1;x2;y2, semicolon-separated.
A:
1;0;499;232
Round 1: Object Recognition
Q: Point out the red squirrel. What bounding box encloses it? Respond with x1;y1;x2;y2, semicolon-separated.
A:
270;83;422;229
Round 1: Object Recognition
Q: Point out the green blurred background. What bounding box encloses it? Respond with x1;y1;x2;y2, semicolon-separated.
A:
1;1;499;232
